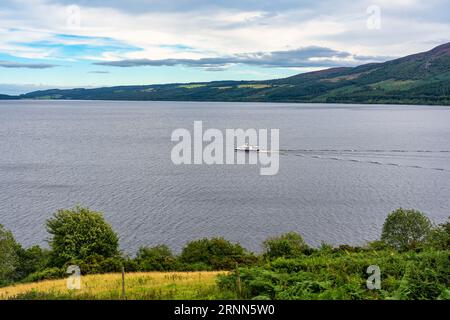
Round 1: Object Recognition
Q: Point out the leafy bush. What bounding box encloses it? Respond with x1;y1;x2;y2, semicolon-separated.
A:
179;262;213;271
263;232;309;259
122;257;139;272
135;245;176;271
66;254;124;274
334;244;362;253
393;250;450;299
23;267;64;282
425;218;450;250
218;249;449;300
366;240;391;251
217;267;280;299
180;237;251;270
14;246;51;281
381;208;432;251
46;206;120;267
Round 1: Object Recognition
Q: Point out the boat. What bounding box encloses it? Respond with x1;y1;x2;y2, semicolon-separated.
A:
235;143;259;152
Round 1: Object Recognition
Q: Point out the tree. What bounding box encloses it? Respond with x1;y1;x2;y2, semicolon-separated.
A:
0;224;19;285
381;208;432;251
46;206;120;267
180;237;247;270
263;232;309;259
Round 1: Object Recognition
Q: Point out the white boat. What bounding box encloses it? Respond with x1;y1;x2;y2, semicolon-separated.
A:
235;143;259;152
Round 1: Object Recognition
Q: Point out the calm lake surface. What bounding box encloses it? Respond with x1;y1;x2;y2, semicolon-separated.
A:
0;100;449;253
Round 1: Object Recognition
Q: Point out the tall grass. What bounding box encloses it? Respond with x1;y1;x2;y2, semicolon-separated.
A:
0;271;228;300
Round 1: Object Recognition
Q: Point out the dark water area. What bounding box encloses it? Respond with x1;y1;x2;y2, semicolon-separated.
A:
1;100;449;253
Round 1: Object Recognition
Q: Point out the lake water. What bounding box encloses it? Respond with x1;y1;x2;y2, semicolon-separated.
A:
0;100;449;253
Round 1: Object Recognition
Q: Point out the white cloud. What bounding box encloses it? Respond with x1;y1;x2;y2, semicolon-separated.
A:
0;0;448;67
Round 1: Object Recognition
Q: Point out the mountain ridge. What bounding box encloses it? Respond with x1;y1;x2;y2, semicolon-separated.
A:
2;42;450;105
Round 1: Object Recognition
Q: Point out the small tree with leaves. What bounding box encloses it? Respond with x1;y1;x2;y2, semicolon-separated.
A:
46;206;120;267
0;224;20;285
381;208;432;251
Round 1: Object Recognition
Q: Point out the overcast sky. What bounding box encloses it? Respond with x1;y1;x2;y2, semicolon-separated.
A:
0;0;449;94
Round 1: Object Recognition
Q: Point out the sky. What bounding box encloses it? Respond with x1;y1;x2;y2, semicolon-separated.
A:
0;0;449;94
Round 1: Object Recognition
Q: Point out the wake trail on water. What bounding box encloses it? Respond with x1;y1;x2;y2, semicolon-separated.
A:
277;149;450;172
280;149;450;153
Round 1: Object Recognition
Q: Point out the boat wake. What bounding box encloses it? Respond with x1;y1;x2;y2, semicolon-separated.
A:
280;148;450;153
281;149;450;172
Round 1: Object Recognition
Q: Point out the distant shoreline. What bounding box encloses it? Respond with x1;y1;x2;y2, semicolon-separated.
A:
1;98;449;107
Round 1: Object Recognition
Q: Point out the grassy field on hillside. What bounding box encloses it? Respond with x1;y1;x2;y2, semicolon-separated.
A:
0;271;228;300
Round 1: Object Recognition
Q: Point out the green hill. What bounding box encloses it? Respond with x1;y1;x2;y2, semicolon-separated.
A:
0;94;16;100
13;42;450;105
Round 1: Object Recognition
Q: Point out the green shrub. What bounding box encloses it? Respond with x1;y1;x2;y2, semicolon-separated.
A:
381;208;432;251
366;240;391;251
393;250;450;299
122;257;139;272
263;232;309;259
180;237;250;270
217;249;449;300
135;245;176;271
14;246;51;281
334;244;362;253
180;262;213;271
66;254;124;274
425;218;450;250
23;267;64;282
217;267;280;299
99;257;124;273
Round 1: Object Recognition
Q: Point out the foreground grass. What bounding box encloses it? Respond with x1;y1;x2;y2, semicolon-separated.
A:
217;249;450;300
0;271;229;300
2;250;448;300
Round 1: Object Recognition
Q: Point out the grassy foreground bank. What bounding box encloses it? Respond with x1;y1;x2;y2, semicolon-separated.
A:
1;207;448;300
0;271;226;300
1;248;448;300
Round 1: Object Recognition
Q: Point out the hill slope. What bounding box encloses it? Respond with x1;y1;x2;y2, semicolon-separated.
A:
0;94;16;100
16;43;450;105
